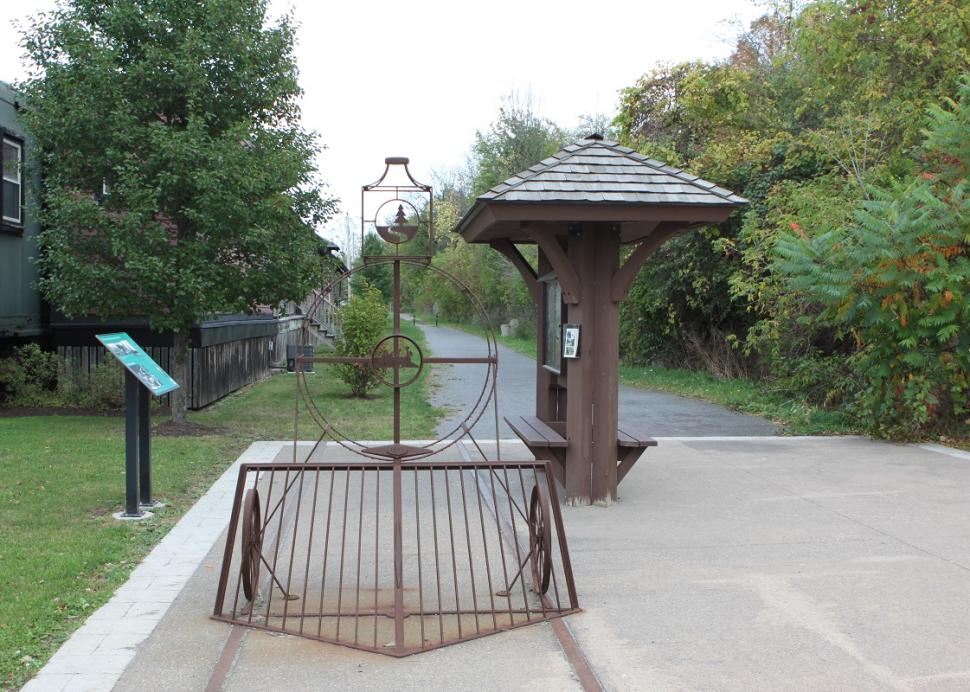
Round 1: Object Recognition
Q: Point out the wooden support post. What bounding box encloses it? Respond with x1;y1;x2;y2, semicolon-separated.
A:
527;227;581;304
563;224;621;505
610;225;681;301
590;226;620;504
563;236;591;504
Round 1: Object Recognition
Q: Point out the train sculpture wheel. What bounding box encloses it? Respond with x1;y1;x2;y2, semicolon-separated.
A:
528;484;553;595
240;489;262;601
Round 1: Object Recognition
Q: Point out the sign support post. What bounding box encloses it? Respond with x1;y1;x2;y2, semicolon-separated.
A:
97;332;180;521
138;379;153;507
123;370;141;517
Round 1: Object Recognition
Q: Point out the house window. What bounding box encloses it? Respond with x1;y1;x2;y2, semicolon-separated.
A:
2;136;23;226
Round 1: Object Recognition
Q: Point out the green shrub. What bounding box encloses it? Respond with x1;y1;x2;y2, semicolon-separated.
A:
57;358;125;410
0;356;25;404
0;344;59;406
333;281;389;397
0;345;127;410
775;80;970;438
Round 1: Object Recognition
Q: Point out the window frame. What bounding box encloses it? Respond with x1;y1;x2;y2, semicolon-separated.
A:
1;132;25;234
540;273;563;375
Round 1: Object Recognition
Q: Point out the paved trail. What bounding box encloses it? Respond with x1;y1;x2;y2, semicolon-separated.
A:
418;321;777;439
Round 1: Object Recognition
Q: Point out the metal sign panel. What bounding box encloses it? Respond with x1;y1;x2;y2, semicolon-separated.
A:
96;332;180;396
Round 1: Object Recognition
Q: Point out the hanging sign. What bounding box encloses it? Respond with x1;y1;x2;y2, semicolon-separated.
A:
96;332;180;396
562;324;580;359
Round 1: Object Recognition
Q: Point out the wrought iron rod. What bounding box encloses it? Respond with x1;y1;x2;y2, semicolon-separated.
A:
458;468;481;634
315;466;337;639
298;466;323;634
413;468;426;645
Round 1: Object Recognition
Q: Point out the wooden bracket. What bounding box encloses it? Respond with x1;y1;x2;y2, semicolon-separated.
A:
616;447;646;484
610;226;680;301
525;226;581;304
490;239;539;304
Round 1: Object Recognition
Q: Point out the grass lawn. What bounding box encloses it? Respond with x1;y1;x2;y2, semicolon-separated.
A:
194;324;440;442
0;322;441;690
616;364;853;435
421;315;853;435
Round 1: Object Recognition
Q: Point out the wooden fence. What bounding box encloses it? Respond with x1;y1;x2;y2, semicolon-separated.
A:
58;326;303;409
270;316;305;367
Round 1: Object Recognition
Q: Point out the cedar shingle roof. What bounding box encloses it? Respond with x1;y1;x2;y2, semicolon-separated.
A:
480;137;747;206
455;136;747;243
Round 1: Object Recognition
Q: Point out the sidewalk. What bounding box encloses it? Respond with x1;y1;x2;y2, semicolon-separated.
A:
26;437;970;691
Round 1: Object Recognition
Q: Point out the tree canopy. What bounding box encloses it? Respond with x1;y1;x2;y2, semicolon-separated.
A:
610;0;969;436
407;1;969;439
19;0;336;418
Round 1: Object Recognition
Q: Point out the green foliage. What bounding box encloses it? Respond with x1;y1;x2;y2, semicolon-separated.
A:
353;233;393;302
613;0;970;440
405;96;547;328
18;0;335;419
0;344;59;406
333;281;389;397
620;226;751;377
0;345;128;410
775;79;970;437
470;94;566;196
57;359;126;411
418;242;531;326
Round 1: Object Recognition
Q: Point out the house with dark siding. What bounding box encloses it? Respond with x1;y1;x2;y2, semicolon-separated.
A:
0;80;43;342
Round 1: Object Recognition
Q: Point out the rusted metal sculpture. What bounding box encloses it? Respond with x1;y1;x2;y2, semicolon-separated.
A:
213;158;579;656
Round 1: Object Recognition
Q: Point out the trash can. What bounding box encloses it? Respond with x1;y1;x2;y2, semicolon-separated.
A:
285;344;315;373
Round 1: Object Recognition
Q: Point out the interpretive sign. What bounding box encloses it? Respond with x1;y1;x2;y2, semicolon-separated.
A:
97;332;179;518
96;332;179;395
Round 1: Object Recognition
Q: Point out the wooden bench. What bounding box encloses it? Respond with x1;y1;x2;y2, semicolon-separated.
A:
505;414;656;485
616;425;658;483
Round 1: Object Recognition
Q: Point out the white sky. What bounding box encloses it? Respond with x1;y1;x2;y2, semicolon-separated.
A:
1;0;764;249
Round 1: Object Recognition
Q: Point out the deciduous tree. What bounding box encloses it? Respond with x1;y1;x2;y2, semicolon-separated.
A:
20;0;335;421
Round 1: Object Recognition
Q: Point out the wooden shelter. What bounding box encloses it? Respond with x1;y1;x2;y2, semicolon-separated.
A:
455;135;746;505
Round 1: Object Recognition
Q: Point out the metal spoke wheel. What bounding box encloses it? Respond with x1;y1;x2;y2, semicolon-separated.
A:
528;484;552;595
240;488;262;601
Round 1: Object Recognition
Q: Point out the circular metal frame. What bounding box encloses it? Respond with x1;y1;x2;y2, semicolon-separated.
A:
297;258;499;461
370;334;423;388
241;488;262;601
528;484;552;595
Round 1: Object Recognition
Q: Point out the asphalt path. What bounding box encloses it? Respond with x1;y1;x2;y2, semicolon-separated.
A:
417;321;778;439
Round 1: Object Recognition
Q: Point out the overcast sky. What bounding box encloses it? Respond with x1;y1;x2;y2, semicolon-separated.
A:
1;0;764;247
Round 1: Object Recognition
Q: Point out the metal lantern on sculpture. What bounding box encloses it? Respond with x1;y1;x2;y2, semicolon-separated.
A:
361;157;433;262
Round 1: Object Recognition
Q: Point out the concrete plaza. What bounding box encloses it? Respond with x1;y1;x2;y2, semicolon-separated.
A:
24;436;970;691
